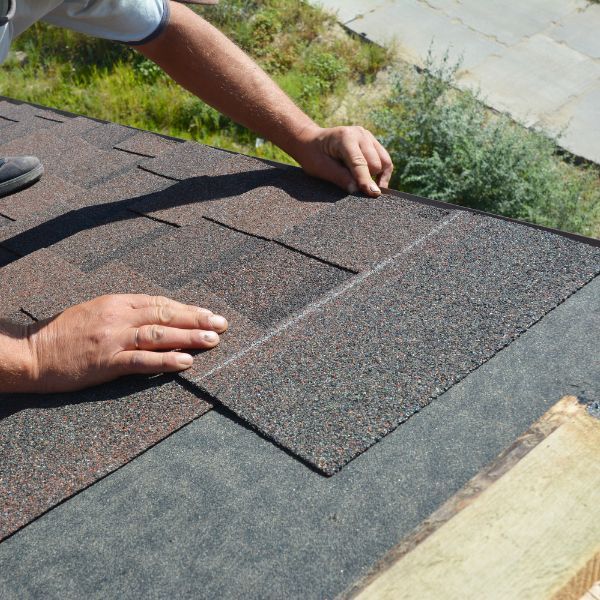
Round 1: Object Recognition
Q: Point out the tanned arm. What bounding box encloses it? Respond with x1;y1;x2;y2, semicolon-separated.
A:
137;1;393;196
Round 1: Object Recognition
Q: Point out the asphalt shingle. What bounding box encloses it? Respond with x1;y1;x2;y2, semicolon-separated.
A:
51;211;174;272
121;219;261;289
0;375;212;542
278;193;450;271
0;175;84;221
80;123;138;150
201;168;342;239
1;97;599;542
114;131;180;157
202;240;353;327
129;167;280;227
199;212;600;474
139;140;274;181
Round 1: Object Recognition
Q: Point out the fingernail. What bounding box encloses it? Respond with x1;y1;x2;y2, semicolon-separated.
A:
209;315;228;331
347;182;358;194
203;331;219;343
370;183;381;194
177;353;193;367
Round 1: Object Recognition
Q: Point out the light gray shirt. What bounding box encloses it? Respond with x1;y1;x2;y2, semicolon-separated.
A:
0;0;168;64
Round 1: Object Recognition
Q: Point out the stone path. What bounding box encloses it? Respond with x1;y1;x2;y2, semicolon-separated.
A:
312;0;600;164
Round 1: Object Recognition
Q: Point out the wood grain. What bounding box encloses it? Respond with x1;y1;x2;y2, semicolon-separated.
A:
347;397;600;600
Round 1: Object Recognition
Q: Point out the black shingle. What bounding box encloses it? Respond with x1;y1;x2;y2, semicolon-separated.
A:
121;220;261;289
0;129;139;187
278;193;450;271
0;117;56;144
80;122;138;150
129;167;281;227
0;175;84;221
139;141;274;181
199;212;600;474
51;211;174;272
202;240;353;327
0;375;212;542
0;249;94;319
201;170;339;239
114;131;180;157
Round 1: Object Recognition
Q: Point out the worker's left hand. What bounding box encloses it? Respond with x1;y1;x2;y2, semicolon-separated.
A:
294;125;393;197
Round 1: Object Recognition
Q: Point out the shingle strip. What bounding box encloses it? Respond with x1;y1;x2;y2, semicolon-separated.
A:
128;167;280;227
139;140;275;181
0;251;214;541
80;122;138;150
0;175;84;222
0;129;140;188
0;375;212;542
278;193;450;272
201;168;344;239
114;131;180;157
197;213;600;474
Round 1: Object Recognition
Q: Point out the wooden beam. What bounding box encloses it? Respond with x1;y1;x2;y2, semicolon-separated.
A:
347;397;600;600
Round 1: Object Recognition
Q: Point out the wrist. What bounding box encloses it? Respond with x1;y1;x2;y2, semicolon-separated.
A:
283;121;323;165
0;321;38;393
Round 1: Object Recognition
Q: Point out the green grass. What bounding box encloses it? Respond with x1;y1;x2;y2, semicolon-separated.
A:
0;0;389;164
0;1;598;236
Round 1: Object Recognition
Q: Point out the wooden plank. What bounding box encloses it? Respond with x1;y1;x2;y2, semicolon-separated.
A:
347;397;600;600
578;581;600;600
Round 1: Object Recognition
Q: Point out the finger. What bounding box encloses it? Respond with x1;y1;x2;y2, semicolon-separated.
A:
370;135;394;188
132;301;228;333
307;154;358;194
358;138;383;180
126;294;224;326
113;350;195;375
131;325;220;351
338;139;381;197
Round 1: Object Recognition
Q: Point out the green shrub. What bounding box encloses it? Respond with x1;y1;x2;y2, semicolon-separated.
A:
373;51;600;235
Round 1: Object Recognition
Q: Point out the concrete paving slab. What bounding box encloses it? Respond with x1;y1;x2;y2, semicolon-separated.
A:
345;0;504;71
459;34;600;127
543;84;600;163
310;0;600;163
426;0;585;46
0;275;597;598
550;3;600;60
313;0;388;24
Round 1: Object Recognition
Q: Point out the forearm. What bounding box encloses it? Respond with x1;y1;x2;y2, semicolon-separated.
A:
138;2;319;161
0;320;33;393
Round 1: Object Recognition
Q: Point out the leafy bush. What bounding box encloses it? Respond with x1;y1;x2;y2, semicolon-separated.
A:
373;52;600;235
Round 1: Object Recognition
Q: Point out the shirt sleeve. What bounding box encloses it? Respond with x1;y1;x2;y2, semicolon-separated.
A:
0;23;10;64
42;0;170;45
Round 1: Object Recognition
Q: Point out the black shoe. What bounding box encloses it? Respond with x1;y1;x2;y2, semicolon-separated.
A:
0;156;44;198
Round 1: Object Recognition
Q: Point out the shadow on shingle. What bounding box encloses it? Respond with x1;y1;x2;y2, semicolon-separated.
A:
1;168;343;259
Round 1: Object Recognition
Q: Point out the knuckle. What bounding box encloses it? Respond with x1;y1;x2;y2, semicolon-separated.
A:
151;325;165;342
161;353;174;370
156;305;174;324
129;353;145;370
349;155;368;168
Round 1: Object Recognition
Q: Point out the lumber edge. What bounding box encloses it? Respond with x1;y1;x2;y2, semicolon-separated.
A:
343;396;599;600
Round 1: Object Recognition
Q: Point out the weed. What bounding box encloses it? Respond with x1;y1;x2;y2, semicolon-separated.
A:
372;51;600;235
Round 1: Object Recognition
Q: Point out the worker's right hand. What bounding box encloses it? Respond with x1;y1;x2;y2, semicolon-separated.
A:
20;294;228;393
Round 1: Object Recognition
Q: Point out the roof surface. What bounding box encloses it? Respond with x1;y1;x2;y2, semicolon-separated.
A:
0;98;599;572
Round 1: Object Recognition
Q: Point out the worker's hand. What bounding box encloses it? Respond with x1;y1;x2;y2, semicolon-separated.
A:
294;125;393;197
21;294;228;393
